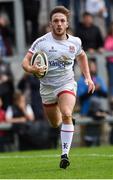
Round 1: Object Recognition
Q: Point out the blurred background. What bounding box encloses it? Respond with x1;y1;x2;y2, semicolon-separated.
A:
0;0;113;152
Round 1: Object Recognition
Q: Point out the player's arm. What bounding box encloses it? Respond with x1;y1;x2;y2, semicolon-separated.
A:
76;50;95;93
22;52;46;75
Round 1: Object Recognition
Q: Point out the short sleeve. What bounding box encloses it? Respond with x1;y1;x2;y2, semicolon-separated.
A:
76;37;83;56
28;39;40;54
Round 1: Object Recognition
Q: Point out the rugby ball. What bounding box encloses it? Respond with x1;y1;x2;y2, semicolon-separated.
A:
31;51;48;78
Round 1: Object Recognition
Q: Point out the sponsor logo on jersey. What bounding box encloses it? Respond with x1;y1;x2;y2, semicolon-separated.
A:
49;59;72;69
49;46;57;52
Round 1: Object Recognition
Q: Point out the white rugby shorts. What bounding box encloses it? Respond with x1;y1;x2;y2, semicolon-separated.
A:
40;82;77;106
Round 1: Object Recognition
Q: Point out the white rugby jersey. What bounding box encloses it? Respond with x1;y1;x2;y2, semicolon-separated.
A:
29;32;82;86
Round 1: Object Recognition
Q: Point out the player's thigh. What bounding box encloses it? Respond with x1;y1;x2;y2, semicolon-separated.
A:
43;104;62;127
58;93;76;115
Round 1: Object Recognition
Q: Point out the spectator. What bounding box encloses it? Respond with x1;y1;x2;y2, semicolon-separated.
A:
85;0;108;18
104;0;113;27
85;0;108;36
0;57;14;109
0;96;16;152
77;59;107;146
0;97;6;152
0;13;13;56
22;0;41;45
76;12;104;54
0;2;15;32
18;73;60;149
77;59;107;115
104;22;113;143
6;91;35;150
104;22;113;108
18;73;45;121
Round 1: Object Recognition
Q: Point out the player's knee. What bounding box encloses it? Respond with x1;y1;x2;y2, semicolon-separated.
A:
62;110;72;121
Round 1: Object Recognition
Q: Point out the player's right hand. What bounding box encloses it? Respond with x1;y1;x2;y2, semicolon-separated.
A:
32;64;47;75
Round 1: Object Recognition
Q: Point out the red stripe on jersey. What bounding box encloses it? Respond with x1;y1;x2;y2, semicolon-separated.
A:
43;102;58;107
57;90;75;97
28;51;34;54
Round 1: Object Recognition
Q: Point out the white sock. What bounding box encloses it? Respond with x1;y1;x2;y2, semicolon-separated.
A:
61;123;74;156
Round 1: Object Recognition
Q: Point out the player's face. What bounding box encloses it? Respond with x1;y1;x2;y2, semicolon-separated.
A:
50;13;68;36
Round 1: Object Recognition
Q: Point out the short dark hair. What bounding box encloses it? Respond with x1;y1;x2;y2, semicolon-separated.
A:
82;12;93;18
50;6;70;21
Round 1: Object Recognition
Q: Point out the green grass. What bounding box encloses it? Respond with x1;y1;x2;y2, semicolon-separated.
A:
0;146;113;179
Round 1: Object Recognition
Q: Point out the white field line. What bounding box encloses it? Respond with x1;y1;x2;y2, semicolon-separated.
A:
0;153;113;159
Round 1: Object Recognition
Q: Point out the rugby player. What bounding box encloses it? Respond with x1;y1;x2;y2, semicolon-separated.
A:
22;6;95;169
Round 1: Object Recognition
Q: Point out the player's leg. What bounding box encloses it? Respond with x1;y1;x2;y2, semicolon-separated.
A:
58;92;76;123
58;92;76;169
41;84;62;127
43;104;62;128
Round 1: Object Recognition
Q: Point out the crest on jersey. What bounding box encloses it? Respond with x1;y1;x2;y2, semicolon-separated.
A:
69;46;75;53
59;55;69;61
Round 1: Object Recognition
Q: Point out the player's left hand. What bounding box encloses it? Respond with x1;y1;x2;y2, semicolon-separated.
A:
85;79;95;94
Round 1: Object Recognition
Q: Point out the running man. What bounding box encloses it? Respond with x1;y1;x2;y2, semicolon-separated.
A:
22;6;95;169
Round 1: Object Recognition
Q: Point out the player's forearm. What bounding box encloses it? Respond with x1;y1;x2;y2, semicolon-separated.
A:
22;57;33;74
22;53;46;75
77;51;91;80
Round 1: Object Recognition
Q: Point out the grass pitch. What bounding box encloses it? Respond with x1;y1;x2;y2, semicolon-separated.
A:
0;146;113;179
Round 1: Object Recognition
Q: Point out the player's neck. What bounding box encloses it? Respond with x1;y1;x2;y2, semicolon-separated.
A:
52;32;68;40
